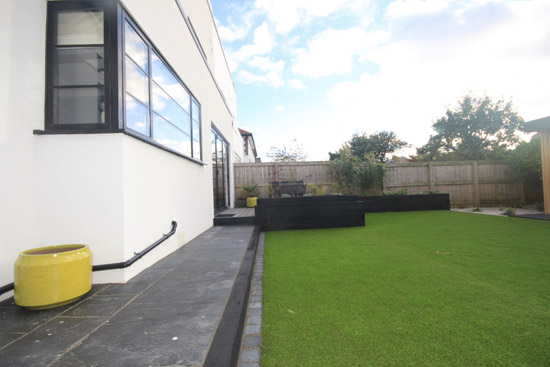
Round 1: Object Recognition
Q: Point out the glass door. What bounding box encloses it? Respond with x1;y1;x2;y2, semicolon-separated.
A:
212;129;229;211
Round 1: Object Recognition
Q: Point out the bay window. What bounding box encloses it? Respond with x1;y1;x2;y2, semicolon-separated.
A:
45;1;202;162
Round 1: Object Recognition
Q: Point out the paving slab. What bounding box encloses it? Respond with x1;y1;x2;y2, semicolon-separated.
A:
0;225;257;367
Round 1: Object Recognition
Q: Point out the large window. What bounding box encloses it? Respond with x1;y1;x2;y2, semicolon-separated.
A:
45;2;202;161
123;20;201;160
46;3;110;128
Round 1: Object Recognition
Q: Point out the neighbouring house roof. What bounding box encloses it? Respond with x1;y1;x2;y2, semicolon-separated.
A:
239;128;259;161
238;128;252;136
523;116;550;132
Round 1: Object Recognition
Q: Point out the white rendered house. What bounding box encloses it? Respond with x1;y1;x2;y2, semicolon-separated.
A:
239;128;260;163
0;0;238;300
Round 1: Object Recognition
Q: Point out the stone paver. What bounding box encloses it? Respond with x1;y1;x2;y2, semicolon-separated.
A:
0;225;256;367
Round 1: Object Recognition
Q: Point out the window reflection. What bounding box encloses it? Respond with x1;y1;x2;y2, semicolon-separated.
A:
152;84;191;135
124;22;148;72
125;95;150;135
151;53;190;112
152;114;192;156
125;57;149;104
192;101;199;122
122;18;201;160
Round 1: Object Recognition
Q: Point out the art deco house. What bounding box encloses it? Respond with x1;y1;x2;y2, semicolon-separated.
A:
0;0;239;299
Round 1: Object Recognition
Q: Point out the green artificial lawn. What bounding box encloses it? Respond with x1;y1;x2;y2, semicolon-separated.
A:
261;211;550;367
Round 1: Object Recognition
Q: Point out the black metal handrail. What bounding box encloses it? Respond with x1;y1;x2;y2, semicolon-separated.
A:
92;221;177;271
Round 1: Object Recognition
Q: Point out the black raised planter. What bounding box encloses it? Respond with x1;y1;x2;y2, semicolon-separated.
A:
360;193;450;213
255;195;364;231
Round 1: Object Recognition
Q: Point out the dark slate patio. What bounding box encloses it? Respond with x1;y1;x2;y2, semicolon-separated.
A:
0;225;258;367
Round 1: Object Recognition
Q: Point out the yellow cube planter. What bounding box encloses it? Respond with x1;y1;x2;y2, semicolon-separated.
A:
246;197;258;208
14;244;92;310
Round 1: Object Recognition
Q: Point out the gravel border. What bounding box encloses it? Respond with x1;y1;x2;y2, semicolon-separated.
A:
452;206;542;216
238;232;265;367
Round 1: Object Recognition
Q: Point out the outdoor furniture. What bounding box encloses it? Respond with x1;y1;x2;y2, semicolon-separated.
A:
270;180;306;197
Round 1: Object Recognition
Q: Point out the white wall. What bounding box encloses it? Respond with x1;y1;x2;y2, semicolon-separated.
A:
0;0;47;301
0;0;236;301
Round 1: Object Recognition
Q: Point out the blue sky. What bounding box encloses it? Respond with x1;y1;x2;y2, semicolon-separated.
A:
211;0;550;161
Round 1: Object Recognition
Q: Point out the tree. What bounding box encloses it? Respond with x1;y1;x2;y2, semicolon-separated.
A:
266;139;308;162
417;94;524;161
329;131;407;163
507;135;542;185
329;144;385;195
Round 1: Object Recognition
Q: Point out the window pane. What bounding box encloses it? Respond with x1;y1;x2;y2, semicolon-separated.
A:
56;47;104;86
124;21;148;72
193;139;201;159
54;87;104;124
125;57;149;104
152;84;190;135
151;53;189;112
125;94;150;136
193;120;200;136
57;10;103;45
192;119;201;152
192;100;200;122
153;114;191;156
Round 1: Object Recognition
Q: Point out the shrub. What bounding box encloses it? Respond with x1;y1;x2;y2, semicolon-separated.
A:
242;184;259;197
503;208;516;216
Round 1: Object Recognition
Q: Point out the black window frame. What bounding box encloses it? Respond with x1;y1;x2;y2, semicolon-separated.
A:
121;14;202;162
212;126;230;211
43;1;203;163
45;0;120;132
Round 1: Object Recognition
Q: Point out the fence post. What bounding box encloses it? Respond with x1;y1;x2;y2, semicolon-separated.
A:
428;163;434;191
273;162;279;182
472;161;480;208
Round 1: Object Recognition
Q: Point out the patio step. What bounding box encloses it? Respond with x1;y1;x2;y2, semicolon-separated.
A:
214;208;256;226
0;225;260;367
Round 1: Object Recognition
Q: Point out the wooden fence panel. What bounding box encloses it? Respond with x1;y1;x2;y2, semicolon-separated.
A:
234;160;524;207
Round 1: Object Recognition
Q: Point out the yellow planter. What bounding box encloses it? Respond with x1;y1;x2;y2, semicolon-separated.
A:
246;197;258;208
14;244;92;310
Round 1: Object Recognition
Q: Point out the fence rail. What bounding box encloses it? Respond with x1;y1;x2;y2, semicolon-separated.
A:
234;161;526;207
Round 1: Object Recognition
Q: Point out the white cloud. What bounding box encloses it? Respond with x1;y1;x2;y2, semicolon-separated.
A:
288;79;307;90
324;0;550;149
213;3;259;43
253;0;362;34
387;0;454;20
226;0;550;161
248;56;285;72
238;70;285;88
276;104;285;112
237;56;285;88
217;23;250;43
292;27;389;78
227;22;275;71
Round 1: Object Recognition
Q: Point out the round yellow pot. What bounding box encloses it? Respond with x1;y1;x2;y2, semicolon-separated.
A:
246;197;258;208
14;244;92;310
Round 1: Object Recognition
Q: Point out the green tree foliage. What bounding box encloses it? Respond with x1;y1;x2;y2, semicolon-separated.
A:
267;139;308;162
330;131;407;163
417;94;524;161
507;135;542;185
329;145;385;195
